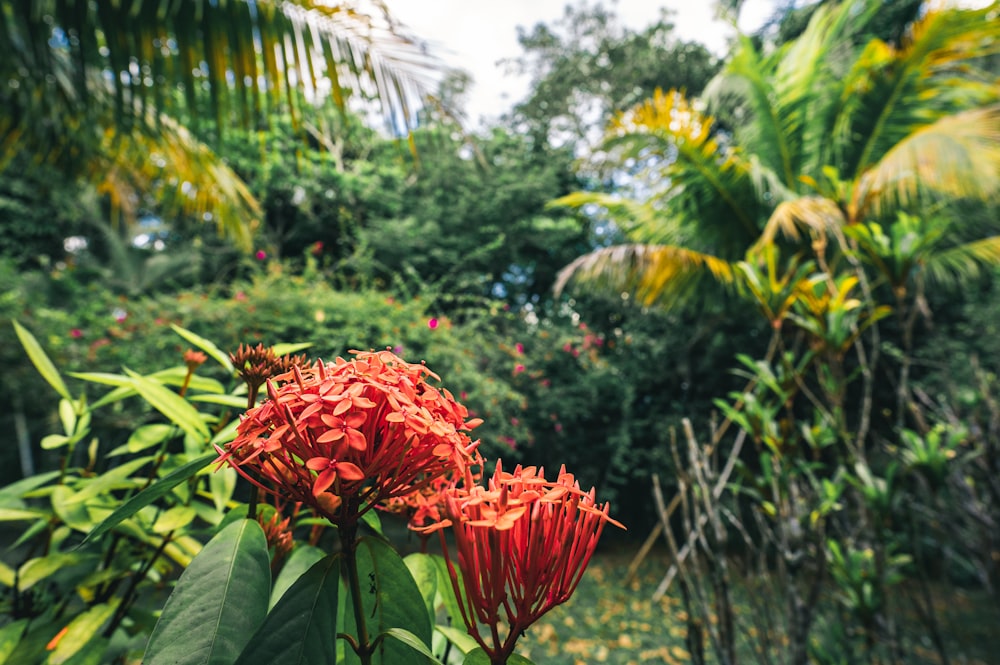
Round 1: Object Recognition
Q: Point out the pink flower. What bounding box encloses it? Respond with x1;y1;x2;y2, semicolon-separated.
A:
513;364;525;374
515;343;524;354
235;291;247;301
428;318;439;330
255;250;267;260
554;423;563;433
69;328;83;339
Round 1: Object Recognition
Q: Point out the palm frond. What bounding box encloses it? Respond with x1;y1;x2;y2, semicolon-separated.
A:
0;0;439;140
548;191;682;245
853;106;1000;221
924;235;1000;287
554;243;733;308
835;4;1000;179
755;195;846;251
606;89;763;257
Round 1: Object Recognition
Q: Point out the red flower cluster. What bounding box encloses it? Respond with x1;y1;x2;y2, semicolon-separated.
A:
215;350;482;526
426;462;624;663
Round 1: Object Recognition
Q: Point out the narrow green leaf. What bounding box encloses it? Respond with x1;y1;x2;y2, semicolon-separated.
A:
153;506;198;534
67;371;131;387
0;470;60;506
234;554;340;665
381;627;439;663
435;626;478;655
18;553;100;590
145;520;271;665
360;509;383;535
13;321;71;401
171;324;235;374
48;601;117;665
40;434;70;450
0;619;28;661
269;544;326;611
80;452;215;546
115;423;176;455
125;369;210;442
209;466;237;513
190;394;252;408
271;342;313;357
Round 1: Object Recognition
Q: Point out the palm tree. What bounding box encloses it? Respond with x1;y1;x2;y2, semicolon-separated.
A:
554;0;1000;308
0;0;440;249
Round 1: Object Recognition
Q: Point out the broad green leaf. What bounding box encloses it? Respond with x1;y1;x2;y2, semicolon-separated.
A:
125;369;210;442
47;601;117;665
361;509;383;535
269;544;326;611
171;324;235;374
342;536;432;665
145;520;270;665
209;466;237;513
13;320;71;401
234;554;340;665
54;636;109;665
0;619;28;661
430;553;469;639
81;452;215;546
462;648;534;665
404;553;438;619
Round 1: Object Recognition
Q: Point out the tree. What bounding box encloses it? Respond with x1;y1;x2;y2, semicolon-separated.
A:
555;1;1000;309
0;0;440;250
505;2;720;154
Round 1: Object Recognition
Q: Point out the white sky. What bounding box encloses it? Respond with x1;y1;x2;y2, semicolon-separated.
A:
391;0;778;125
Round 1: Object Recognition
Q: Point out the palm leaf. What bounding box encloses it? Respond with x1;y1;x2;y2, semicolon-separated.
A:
554;243;734;308
755;195;846;250
853;106;1000;221
606;89;763;257
923;235;1000;287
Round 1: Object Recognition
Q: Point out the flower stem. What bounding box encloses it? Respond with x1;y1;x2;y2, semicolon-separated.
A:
340;515;372;665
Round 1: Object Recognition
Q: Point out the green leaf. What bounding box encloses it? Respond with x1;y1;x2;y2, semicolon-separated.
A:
270;544;326;611
0;619;28;661
210;466;237;513
0;470;59;506
190;394;253;408
51;485;95;532
47;601;117;665
361;509;383;535
234;554;340;665
272;342;313;357
123;424;177;454
381;627;439;663
435;626;478;655
125;369;210;442
80;452;215;546
462;648;534;665
145;520;271;665
0;508;44;522
171;324;236;374
404;553;438;620
153;506;198;534
18;553;100;590
342;536;433;665
430;554;468;639
41;434;71;450
13;320;71;400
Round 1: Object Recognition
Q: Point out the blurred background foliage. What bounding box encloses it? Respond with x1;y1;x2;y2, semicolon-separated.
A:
1;1;999;661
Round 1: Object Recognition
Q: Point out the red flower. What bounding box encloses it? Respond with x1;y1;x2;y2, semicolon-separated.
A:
215;350;482;526
424;462;624;663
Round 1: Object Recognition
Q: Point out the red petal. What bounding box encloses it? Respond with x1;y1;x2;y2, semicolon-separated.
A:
312;467;338;495
335;462;365;481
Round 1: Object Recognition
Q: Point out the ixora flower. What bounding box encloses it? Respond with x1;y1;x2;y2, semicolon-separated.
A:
215;349;482;526
424;462;624;664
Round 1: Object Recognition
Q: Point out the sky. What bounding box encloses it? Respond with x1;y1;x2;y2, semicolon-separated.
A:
390;1;779;125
